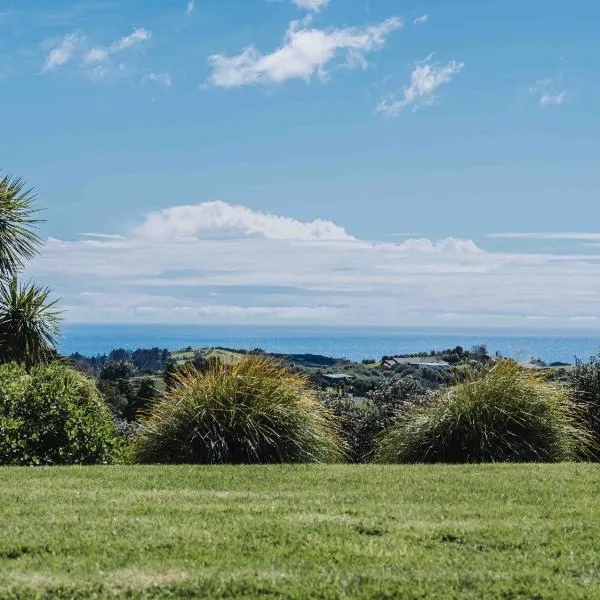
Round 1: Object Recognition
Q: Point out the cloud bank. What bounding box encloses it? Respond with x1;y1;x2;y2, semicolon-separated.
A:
26;201;600;328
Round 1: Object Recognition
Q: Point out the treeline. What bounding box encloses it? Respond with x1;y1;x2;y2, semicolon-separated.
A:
382;344;490;364
69;347;170;376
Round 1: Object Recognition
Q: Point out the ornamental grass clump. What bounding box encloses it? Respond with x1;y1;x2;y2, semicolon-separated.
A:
374;360;593;464
130;355;344;464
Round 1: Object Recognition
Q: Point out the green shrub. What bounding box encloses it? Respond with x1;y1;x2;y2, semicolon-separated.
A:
374;360;593;464
320;394;376;463
322;375;429;462
130;356;344;464
0;362;119;465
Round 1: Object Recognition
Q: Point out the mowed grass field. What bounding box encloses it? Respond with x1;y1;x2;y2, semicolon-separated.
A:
1;465;600;599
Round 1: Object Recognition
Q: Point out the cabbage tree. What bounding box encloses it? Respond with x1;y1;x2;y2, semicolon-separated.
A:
0;172;60;366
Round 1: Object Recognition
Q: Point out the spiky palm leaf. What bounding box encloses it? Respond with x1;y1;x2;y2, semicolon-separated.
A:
0;173;43;279
0;278;61;367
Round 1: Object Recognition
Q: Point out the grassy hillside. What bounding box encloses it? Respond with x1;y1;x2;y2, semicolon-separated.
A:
1;465;599;599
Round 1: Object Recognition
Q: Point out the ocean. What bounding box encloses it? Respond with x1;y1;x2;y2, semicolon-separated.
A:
58;324;600;365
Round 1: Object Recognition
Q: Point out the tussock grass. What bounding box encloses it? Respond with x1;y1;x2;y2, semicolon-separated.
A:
130;355;343;464
375;360;594;463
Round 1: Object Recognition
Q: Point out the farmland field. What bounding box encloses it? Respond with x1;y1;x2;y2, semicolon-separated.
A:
1;465;599;599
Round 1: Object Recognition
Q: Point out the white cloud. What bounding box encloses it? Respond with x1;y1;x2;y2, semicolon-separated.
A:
144;71;172;87
133;201;354;241
539;91;566;107
530;76;567;108
377;58;464;115
43;34;82;71
413;15;428;24
186;1;195;16
208;16;402;88
110;28;152;52
83;28;152;66
80;233;127;240
83;47;109;64
27;202;600;328
292;0;331;12
43;27;152;80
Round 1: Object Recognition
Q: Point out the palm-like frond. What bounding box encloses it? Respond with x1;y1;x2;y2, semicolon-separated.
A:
0;173;43;279
0;278;61;367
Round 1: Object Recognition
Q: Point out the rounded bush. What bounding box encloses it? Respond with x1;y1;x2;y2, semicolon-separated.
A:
0;362;119;465
131;356;343;464
374;360;593;464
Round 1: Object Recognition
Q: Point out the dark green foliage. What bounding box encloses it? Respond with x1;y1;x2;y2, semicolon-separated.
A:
367;374;430;409
320;395;376;462
131;356;343;464
570;354;600;443
126;377;158;420
0;278;60;367
0;362;119;465
70;347;170;377
99;360;135;381
131;347;170;371
97;377;136;417
323;375;428;462
375;360;593;464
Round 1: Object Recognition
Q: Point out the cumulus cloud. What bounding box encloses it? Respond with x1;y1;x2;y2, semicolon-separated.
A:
377;58;464;115
186;1;195;16
413;15;428;24
208;16;402;87
292;0;331;11
26;201;600;328
43;33;82;71
133;201;354;241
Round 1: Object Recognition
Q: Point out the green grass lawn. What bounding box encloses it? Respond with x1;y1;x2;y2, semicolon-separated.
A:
1;465;599;599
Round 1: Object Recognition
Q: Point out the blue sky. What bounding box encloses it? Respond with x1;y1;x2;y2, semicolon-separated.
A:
3;0;600;327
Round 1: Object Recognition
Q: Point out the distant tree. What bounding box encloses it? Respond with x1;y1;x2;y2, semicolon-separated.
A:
108;348;130;363
99;360;135;381
98;377;136;417
131;347;169;371
470;344;489;360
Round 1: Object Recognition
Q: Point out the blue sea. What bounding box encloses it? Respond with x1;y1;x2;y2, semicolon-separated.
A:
58;324;600;365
